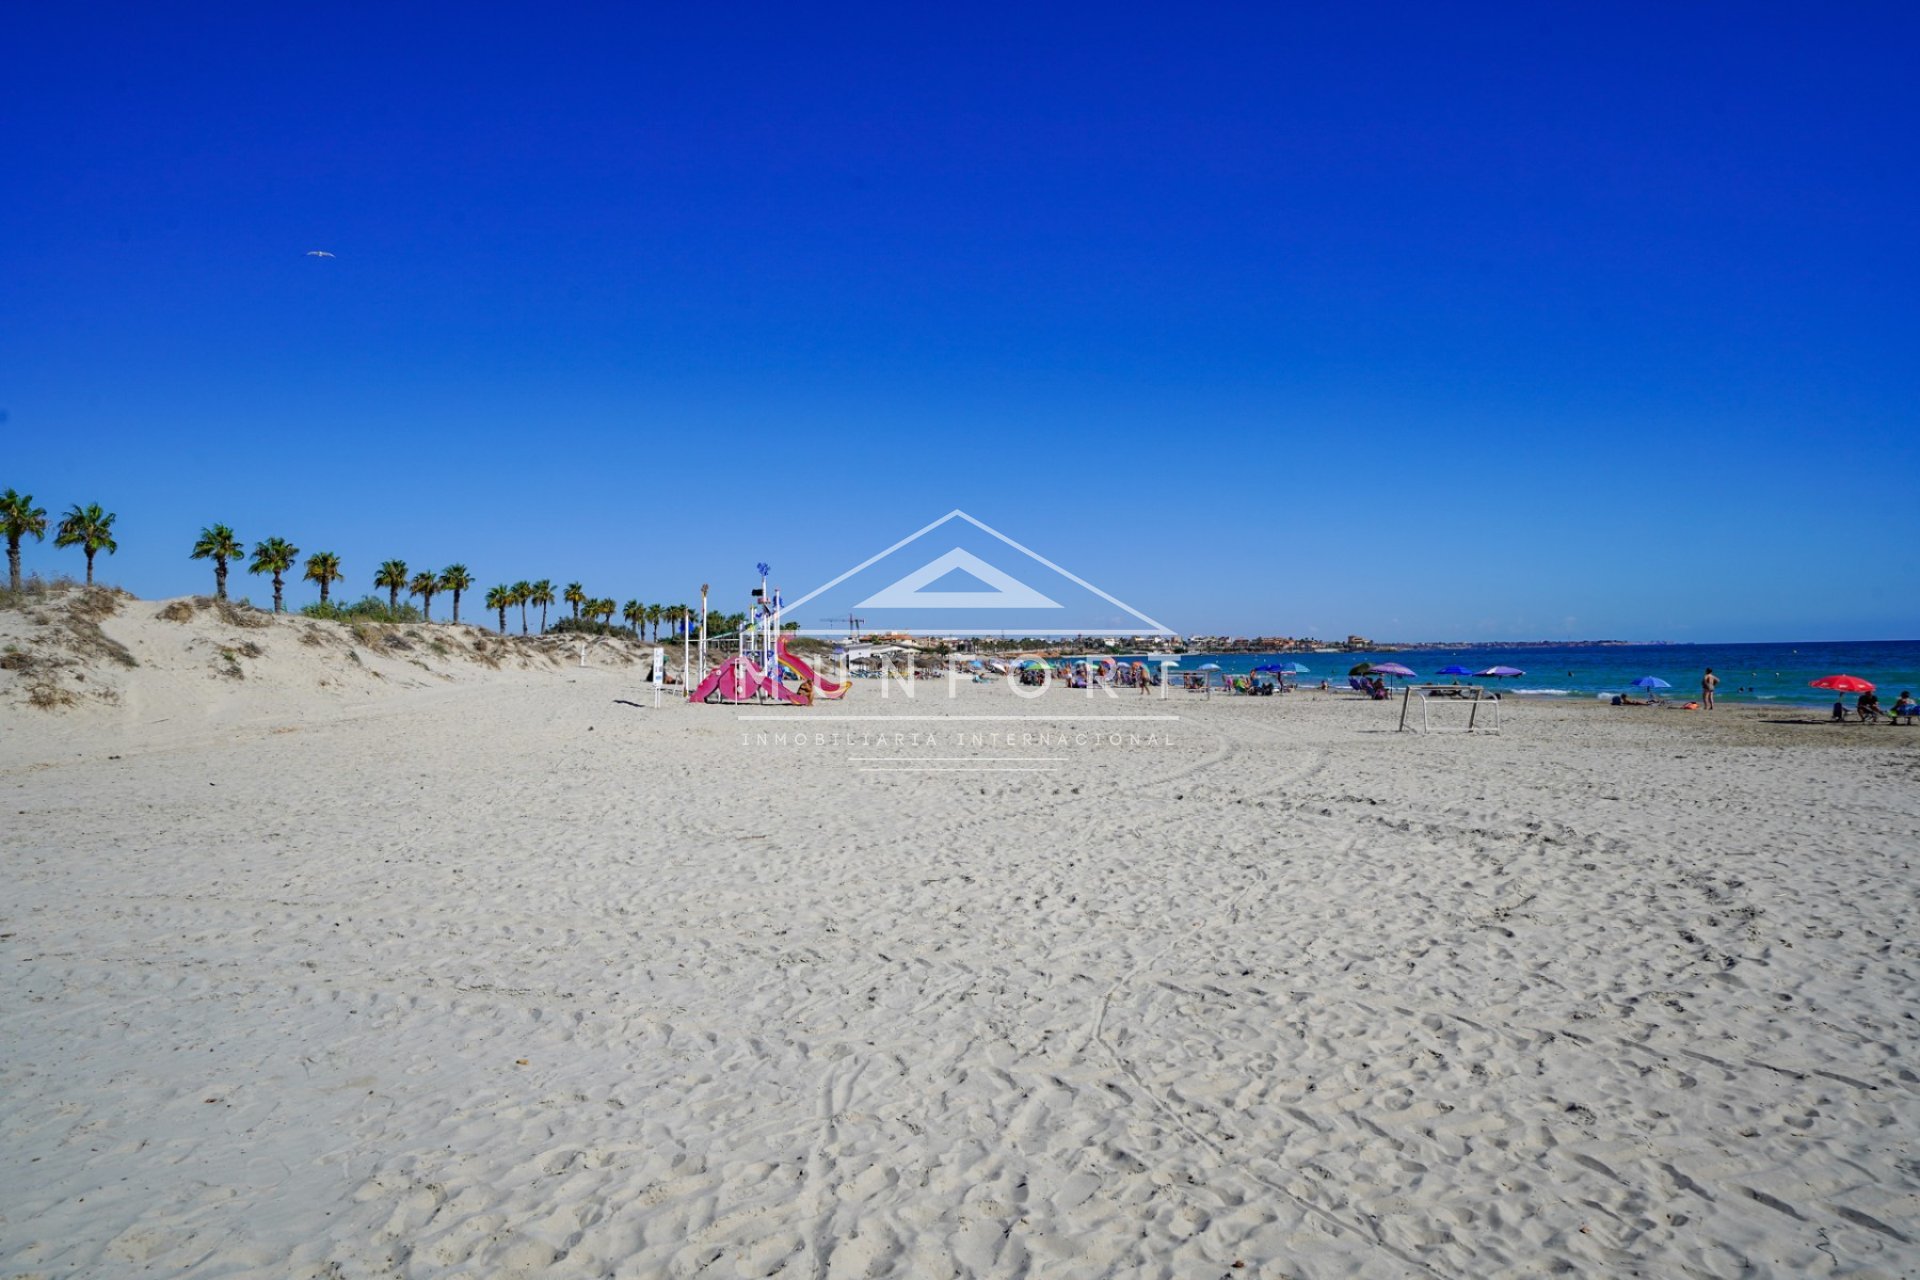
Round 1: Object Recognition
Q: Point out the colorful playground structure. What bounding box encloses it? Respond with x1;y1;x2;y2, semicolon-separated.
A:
691;633;849;704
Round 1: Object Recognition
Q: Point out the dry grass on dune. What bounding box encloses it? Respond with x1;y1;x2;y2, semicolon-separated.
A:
2;583;654;714
151;594;270;629
1;579;138;708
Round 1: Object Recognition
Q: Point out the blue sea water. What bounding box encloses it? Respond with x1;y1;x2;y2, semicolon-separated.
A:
1152;641;1920;707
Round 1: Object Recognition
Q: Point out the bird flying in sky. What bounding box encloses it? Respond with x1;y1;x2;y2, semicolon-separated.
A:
305;250;335;258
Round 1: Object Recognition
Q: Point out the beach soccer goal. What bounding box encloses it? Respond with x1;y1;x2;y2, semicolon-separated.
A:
1397;684;1501;733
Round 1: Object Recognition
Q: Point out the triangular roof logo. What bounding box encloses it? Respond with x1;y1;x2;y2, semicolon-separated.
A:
856;548;1063;610
783;510;1173;636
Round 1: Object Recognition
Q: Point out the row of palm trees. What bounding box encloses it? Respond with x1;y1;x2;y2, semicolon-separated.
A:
4;491;740;643
184;523;730;640
2;489;119;591
187;525;489;624
484;579;557;633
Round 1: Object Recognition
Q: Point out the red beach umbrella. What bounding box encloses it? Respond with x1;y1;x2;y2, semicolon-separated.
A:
1810;674;1874;694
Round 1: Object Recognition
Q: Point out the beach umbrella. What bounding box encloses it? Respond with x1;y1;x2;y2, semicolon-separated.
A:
1370;662;1416;679
1253;664;1287;674
1810;674;1874;694
1280;661;1310;673
1631;676;1671;691
1437;664;1475;676
1476;666;1526;678
1198;662;1222;671
1348;662;1375;677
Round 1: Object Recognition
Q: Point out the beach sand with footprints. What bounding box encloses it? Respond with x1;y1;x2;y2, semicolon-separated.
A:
3;593;1918;1277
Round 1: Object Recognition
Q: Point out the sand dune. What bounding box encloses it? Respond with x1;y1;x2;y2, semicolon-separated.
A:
3;596;1917;1277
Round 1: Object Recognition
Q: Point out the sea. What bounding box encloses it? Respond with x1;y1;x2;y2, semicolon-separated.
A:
1142;641;1920;707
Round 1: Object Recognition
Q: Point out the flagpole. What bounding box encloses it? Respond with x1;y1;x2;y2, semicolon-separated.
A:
756;561;771;702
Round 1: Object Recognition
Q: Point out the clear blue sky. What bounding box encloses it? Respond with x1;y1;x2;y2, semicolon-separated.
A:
5;4;1915;641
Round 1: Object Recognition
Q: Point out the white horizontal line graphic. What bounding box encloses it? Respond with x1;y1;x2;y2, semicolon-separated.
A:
736;715;1179;722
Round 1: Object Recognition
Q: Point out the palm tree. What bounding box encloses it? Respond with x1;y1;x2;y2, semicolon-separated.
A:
485;584;511;634
512;579;532;635
440;564;474;624
373;559;409;613
249;537;300;613
644;603;661;642
302;551;344;604
54;503;118;584
622;599;643;636
190;523;243;600
1;489;49;592
597;598;618;627
408;571;439;621
530;579;555;633
564;581;585;621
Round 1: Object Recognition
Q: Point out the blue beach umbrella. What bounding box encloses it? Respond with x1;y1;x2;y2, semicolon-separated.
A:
1437;664;1475;676
1632;676;1671;692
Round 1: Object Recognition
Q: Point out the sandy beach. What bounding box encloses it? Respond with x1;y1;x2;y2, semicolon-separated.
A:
3;594;1918;1278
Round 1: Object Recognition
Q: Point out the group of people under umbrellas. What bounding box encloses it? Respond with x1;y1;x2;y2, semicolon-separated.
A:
1816;674;1916;723
1345;661;1523;700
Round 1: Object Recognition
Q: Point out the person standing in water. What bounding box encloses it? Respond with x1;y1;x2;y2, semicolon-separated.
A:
1702;667;1720;709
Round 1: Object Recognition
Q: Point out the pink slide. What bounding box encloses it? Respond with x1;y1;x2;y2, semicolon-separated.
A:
775;635;849;700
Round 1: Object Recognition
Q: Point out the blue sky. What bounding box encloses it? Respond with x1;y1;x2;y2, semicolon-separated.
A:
4;4;1915;641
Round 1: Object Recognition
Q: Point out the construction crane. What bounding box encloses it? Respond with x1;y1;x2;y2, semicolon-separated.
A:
819;613;864;637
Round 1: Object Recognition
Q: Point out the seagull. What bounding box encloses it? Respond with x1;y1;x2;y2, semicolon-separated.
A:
306;250;335;258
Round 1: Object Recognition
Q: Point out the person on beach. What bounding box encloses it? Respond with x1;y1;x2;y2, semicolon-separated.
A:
1702;667;1719;709
1892;691;1917;724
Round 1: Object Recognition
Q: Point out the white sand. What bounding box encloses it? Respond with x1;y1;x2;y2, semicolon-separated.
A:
3;595;1918;1277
